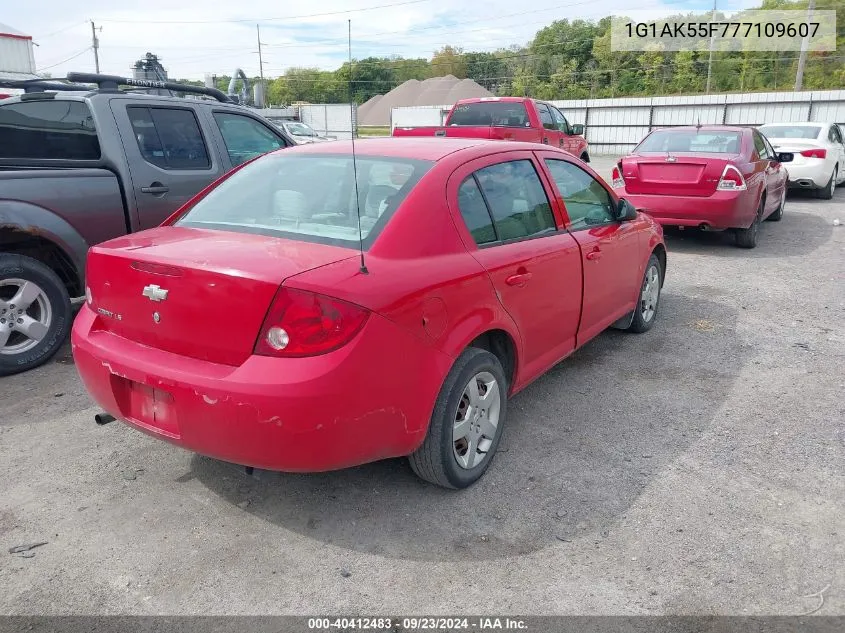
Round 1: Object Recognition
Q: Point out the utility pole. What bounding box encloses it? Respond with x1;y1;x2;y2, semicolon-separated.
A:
794;0;815;91
256;25;265;82
705;0;717;93
90;21;101;73
255;24;266;107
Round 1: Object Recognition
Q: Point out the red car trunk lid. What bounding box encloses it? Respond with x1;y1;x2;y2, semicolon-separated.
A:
621;154;732;197
86;227;356;366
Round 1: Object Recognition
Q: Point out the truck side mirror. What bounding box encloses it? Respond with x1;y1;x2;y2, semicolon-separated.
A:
571;124;584;136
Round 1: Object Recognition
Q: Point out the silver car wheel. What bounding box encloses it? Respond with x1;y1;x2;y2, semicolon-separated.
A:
0;279;53;355
452;371;502;470
640;265;660;323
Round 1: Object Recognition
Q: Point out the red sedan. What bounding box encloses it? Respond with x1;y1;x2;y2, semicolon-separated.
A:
611;126;793;248
72;138;666;489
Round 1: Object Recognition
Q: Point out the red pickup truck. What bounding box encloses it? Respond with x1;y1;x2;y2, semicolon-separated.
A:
393;97;590;162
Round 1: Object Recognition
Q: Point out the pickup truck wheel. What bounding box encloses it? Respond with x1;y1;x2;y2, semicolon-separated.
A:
0;254;71;377
627;254;662;333
580;153;590;163
409;348;507;489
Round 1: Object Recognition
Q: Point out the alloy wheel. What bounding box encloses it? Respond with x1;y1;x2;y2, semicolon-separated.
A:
452;371;502;470
0;279;53;355
640;265;660;323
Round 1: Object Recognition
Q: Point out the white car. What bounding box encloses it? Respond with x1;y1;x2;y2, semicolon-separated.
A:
277;121;333;145
758;122;845;200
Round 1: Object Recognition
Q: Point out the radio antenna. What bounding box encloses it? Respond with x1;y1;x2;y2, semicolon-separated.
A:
348;19;368;275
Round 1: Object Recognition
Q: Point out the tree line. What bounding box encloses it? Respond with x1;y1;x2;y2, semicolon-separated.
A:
180;0;843;105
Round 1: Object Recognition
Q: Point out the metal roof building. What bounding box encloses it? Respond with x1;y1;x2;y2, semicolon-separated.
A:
0;22;38;82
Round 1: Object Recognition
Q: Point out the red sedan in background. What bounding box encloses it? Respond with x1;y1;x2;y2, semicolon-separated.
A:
72;138;665;489
611;126;794;248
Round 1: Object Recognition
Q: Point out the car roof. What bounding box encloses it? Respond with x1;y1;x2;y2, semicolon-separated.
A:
759;121;833;127
286;137;559;161
0;91;244;108
653;125;748;133
454;96;532;105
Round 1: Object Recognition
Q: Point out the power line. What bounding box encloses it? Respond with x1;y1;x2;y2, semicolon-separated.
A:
258;54;845;84
36;47;92;72
98;0;434;24
260;0;696;50
33;21;87;40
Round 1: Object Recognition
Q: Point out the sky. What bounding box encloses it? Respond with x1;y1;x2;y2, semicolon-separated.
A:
4;0;761;80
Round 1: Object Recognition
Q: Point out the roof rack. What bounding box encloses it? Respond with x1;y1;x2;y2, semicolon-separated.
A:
67;72;232;103
0;73;233;103
0;78;90;93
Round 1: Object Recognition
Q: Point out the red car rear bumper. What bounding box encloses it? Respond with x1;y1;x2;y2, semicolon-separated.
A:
616;188;755;230
72;305;452;472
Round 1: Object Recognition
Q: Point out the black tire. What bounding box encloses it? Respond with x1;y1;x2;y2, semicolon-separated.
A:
0;253;71;377
580;153;590;163
627;254;662;333
735;198;763;249
816;168;837;200
409;347;508;489
767;189;785;222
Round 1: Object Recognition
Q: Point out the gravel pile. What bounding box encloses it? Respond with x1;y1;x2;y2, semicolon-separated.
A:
357;75;493;126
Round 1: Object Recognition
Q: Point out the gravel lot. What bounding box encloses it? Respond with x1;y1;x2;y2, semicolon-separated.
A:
1;155;843;615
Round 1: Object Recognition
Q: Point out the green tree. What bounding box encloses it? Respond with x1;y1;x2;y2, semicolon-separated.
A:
431;46;468;78
669;51;704;94
463;52;507;92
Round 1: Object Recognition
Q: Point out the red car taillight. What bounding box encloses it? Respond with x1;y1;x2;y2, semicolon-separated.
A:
717;164;747;191
800;148;827;159
611;165;625;189
254;288;370;357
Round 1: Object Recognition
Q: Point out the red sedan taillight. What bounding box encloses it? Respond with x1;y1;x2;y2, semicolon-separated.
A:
611;165;625;189
800;148;827;159
254;288;370;357
717;164;747;191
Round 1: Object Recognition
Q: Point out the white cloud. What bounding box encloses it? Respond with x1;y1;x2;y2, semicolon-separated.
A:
5;0;761;80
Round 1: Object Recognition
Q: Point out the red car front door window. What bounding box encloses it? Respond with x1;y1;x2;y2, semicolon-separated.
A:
449;153;582;383
535;103;560;148
540;155;642;344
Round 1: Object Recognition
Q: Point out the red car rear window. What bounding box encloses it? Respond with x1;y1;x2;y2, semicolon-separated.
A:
449;102;530;128
637;130;741;154
175;152;433;249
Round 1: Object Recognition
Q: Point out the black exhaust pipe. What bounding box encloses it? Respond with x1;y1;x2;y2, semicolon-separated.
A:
94;413;116;425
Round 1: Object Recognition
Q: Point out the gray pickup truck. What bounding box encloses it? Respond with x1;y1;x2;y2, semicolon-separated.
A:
0;73;295;376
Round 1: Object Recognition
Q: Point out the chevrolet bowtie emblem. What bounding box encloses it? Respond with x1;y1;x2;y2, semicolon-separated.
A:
142;284;169;302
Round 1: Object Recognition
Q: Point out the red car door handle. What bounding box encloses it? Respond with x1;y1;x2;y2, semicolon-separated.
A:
505;272;533;286
586;249;602;261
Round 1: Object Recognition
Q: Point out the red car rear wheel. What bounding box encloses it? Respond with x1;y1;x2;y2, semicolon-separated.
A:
409;347;508;489
735;198;764;248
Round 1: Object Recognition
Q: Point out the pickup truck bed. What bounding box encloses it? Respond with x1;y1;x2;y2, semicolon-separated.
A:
0;73;295;376
393;125;542;142
393;97;589;160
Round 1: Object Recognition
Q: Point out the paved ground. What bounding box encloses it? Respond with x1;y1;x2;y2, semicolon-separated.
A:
1;156;843;615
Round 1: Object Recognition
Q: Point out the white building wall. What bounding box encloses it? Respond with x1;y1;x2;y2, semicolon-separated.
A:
0;24;37;76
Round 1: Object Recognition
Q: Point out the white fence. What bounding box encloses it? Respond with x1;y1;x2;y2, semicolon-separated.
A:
391;105;452;130
257;104;357;140
390;90;845;155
